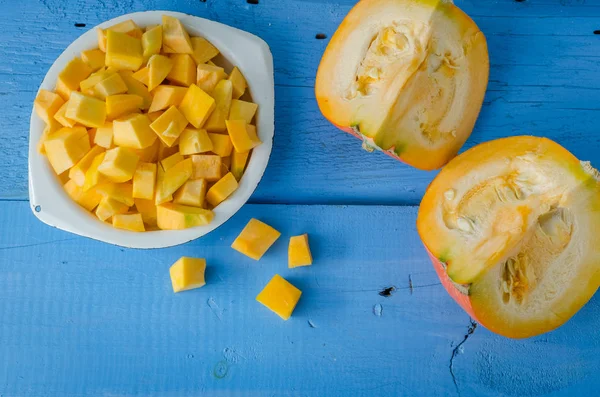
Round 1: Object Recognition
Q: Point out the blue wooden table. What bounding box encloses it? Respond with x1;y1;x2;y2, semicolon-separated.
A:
2;0;600;395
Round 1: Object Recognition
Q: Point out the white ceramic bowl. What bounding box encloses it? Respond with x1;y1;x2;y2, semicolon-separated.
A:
28;11;274;249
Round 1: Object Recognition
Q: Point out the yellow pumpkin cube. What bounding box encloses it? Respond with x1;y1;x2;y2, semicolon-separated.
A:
256;275;302;320
142;25;162;58
119;70;152;110
154;164;173;205
82;152;106;191
106;94;143;120
148;111;164;122
246;124;261;144
81;49;106;71
55;58;92;100
131;139;160;163
231;150;250;181
173;179;207;207
162;15;193;54
34;89;65;124
204;80;233;132
148;85;187;113
179;84;215;128
98;147;139;183
221;155;231;173
157;203;214;230
65;92;107;128
112;213;145;232
228;67;247;99
68;145;105;186
106;30;143;71
44;127;90;174
80;70;110;95
205;172;238;207
147;54;173;91
63;179;103;211
179;128;213;155
161;152;184;171
94;73;128;99
167;54;196;87
95;197;129;222
196;64;226;94
288;234;313;268
158;158;193;199
132;67;149;86
94;122;114;148
134;198;158;226
97;20;143;51
190;37;219;64
229;99;258;124
226;120;260;153
208;132;233;157
191;154;221;181
150;105;188;145
231;218;281;260
169;257;207;292
38;119;63;154
132;162;157;200
53;102;78;127
96;182;134;206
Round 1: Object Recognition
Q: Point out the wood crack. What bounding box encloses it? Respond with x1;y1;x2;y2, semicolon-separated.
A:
449;318;477;396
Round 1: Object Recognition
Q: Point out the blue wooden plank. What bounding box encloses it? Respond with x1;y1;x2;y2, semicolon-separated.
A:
0;202;599;396
2;0;600;204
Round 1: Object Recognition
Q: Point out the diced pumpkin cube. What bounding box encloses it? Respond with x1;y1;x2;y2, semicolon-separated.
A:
119;70;152;110
157;203;214;230
55;58;93;100
98;147;139;183
34;89;65;124
148;85;187;113
106;94;143;120
87;128;97;147
131;139;160;162
167;54;196;87
228;67;247;99
112;212;145;232
38;119;63;154
150;105;188;145
246;124;261;144
134;198;157;226
162;15;193;54
95;197;129;222
81;49;106;71
170;257;206;292
231;218;281;260
190;37;219;64
80;70;110;95
158;158;193;199
179;128;213;155
94;122;114;148
229;99;258;124
148;54;173;91
132;67;149;86
112;113;156;149
205;172;238;207
196;64;226;94
94;71;128;99
132;162;157;200
106;30;143;71
148;111;164;122
158;141;180;160
256;275;302;320
221;155;231;173
53;102;78;127
288;234;313;268
96;182;134;206
83;152;106;191
191;154;221;182
204;80;233;132
231;150;250;181
142;25;162;58
68;145;105;186
97;20;143;52
64;179;103;211
43;127;90;174
173;179;207;207
65;92;107;128
155;164;173;205
226;120;260;153
179;84;215;128
208;132;233;157
161;152;185;171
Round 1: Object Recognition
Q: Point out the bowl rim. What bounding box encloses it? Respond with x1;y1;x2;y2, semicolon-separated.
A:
28;10;274;249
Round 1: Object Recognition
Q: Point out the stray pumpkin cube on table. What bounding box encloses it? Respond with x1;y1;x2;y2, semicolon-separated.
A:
231;218;281;260
289;234;313;268
206;172;238;207
157;203;214;230
170;257;206;293
256;275;302;321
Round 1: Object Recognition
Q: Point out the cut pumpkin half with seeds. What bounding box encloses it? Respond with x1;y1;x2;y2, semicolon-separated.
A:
315;0;489;170
417;136;600;338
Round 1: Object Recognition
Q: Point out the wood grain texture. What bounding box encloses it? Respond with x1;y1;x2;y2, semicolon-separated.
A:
1;202;599;396
2;0;600;204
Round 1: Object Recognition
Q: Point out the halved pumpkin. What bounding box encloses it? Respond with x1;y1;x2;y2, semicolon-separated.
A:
315;0;488;170
417;136;600;338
